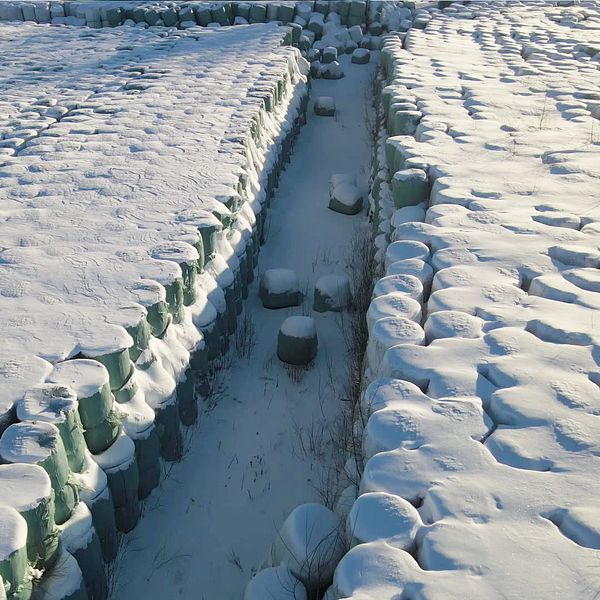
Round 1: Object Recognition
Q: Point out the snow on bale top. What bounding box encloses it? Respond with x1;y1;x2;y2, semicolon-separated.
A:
0;464;52;513
47;359;110;402
16;383;78;424
0;421;61;464
279;316;316;339
0;505;27;561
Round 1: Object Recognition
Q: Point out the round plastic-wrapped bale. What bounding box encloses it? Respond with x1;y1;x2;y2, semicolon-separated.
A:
366;317;425;375
269;503;345;594
392;169;429;208
277;317;318;366
347;492;422;550
244;566;306;600
314;97;336;117
0;464;59;571
366;293;422;334
92;433;139;533
351;48;371;64
387;259;434;293
372;274;424;303
16;384;86;474
59;502;107;600
313;274;351;312
384;240;430;271
259;269;301;309
0;506;31;600
424;310;484;343
72;454;117;563
34;546;87;600
329;174;362;216
0;422;77;526
322;46;338;64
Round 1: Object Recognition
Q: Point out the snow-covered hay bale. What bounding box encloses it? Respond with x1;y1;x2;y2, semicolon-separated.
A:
277;317;318;366
322;46;338;64
0;464;59;571
372;274;424;303
384;241;430;271
367;317;426;373
313;274;352;312
329;174;363;215
352;48;371;64
347;492;422;549
259;269;301;309
392;169;429;208
59;502;107;600
34;546;87;600
424;310;484;342
0;422;77;526
17;383;86;474
244;566;306;600
72;455;117;563
270;503;345;593
92;433;139;533
0;506;31;600
314;96;336;117
366;293;422;334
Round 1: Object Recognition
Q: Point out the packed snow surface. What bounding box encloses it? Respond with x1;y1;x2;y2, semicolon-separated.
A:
339;1;600;599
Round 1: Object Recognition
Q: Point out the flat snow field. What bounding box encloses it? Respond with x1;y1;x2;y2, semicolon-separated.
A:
110;54;377;599
334;2;600;600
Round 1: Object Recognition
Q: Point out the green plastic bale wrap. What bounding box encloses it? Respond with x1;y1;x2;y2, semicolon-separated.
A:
133;428;161;500
197;221;220;266
195;6;212;25
176;369;197;427
146;301;171;338
112;373;138;405
53;484;79;527
132;7;146;22
153;396;182;461
48;360;113;431
82;409;122;456
249;2;266;22
259;269;301;309
125;318;151;363
278;4;295;23
143;8;160;26
235;2;251;20
277;317;318;366
59;503;107;600
17;384;86;474
74;455;117;562
0;465;59;571
32;547;87;600
387;100;417;129
165;279;184;325
210;3;228;24
224;283;237;336
92;434;139;533
180;262;197;307
0;507;30;600
392;169;429;208
90;349;132;393
160;7;178;27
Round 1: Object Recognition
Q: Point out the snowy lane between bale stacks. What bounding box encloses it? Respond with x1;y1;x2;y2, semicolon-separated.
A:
110;54;377;599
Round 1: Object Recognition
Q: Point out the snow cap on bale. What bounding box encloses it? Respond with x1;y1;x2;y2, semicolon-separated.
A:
329;174;363;215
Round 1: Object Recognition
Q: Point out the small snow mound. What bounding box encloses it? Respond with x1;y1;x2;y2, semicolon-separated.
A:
244;566;306;600
270;503;345;592
352;48;371;64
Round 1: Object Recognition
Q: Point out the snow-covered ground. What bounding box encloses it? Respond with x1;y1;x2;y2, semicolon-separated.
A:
110;52;377;600
333;2;600;599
